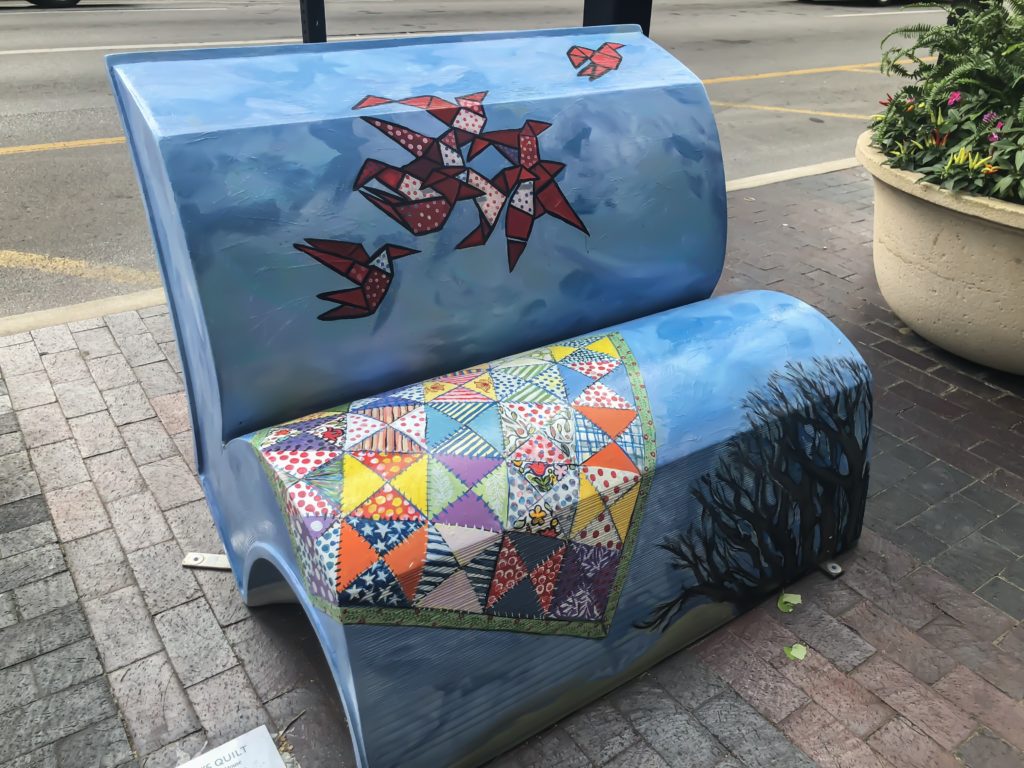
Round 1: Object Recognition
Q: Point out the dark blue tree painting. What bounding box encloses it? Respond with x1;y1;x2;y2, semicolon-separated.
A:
637;357;872;632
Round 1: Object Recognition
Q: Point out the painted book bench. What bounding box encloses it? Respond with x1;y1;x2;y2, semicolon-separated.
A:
108;25;872;768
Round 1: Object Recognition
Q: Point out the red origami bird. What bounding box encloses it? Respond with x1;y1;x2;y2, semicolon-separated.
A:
566;42;625;81
294;238;418;320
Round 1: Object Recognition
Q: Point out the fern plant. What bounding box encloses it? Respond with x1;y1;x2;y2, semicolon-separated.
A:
871;0;1024;204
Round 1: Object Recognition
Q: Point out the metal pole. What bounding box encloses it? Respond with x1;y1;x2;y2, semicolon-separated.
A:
582;0;653;36
300;0;327;43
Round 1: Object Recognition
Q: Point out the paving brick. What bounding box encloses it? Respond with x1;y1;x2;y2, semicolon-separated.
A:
562;698;639;765
55;715;133;768
695;691;815;768
934;665;1024;752
187;665;268;747
502;727;590;768
30;638;103;695
0;603;89;668
119;332;165;367
29;440;88;492
139;732;207;768
103;383;156;426
174;431;196;472
7;371;56;410
698;631;808;723
46;481;108;541
0;342;43;377
0;591;17;629
0;543;65;590
903;461;973;504
884;521;948;562
104;311;147;339
142;312;175;342
41;349;90;385
16;403;72;448
106;490;172;553
611;676;725;768
53;379;106;421
902;565;1015;640
603;743;671;768
0;451;41;504
933;532;1018;591
120;418;177;465
224;612;315;702
0;331;32;347
160;341;182;374
0;678;116;763
8;745;57;768
67;317;104;332
977;576;1024;619
841;602;956;685
961;481;1020;516
140;455;203;510
957;730;1024;768
984;505;1024;556
0;410;18;434
74;327;123;360
14;571;77;620
0;429;24;455
150;392;190;435
866;716;960;768
919;614;1024;698
30;326;75;356
912;494;997;546
86;354;137;390
164;499;222;553
843;560;938;630
776;598;876;672
135;361;182;399
1004;556;1024;587
780;703;891;768
850;655;974;749
129;540;200;613
0;662;38;715
0;494;49;534
0;519;55;558
265;686;355;768
64;528;133;599
83;586;163;671
68;409;125;458
856;528;918;580
194;569;249;627
109;652;201;756
86;448;146;503
156;597;236;687
650;651;728;711
866;453;917;495
732;610;893;739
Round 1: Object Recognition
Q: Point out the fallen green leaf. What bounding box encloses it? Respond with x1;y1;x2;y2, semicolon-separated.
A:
784;643;807;661
777;592;802;613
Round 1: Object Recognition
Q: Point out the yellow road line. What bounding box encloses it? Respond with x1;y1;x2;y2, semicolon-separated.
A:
0;137;126;157
0;249;160;286
710;101;872;121
704;62;881;84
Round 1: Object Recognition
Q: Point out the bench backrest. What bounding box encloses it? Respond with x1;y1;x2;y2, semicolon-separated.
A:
108;24;726;471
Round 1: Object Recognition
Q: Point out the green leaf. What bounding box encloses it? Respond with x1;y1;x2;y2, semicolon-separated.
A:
777;593;802;614
1015;149;1024;171
784;644;808;661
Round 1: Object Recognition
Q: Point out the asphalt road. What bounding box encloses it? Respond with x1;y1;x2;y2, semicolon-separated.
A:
0;0;946;317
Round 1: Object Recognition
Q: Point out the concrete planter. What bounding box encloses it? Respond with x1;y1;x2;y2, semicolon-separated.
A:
856;131;1024;375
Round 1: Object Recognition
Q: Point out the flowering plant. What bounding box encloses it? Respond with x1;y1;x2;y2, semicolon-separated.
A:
870;0;1024;204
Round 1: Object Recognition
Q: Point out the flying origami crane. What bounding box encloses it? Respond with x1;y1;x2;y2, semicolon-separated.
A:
294;238;418;320
566;42;625;81
468;120;590;270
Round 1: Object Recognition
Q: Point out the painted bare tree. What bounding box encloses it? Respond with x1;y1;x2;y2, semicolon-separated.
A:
637;357;872;632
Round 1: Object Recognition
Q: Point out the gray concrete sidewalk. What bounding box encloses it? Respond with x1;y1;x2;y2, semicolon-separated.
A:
1;167;1022;768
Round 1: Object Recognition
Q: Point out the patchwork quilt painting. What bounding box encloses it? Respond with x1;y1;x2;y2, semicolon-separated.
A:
249;332;656;637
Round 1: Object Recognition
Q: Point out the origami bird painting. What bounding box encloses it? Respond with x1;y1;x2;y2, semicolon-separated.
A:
294;238;419;320
566;42;625;81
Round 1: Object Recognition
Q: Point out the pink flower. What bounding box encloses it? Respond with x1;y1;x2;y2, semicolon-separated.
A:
947;91;962;106
982;111;999;124
989;133;1000;142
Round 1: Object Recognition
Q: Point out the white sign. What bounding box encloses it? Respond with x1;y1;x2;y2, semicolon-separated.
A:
178;725;287;768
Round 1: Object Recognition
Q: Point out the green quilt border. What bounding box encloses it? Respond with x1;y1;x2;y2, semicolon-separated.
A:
246;330;657;639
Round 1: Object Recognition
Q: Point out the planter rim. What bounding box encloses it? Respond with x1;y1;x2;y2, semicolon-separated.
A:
856;130;1024;232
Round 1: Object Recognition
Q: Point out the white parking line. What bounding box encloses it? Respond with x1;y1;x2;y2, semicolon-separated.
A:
829;9;945;17
0;6;228;15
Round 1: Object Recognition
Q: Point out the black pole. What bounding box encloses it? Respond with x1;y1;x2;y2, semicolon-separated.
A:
582;0;652;36
300;0;327;43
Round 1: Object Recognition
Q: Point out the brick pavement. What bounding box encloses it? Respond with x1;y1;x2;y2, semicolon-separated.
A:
0;167;1022;768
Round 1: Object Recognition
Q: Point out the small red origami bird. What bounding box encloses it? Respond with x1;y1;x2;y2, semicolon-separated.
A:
294;238;418;320
566;42;625;81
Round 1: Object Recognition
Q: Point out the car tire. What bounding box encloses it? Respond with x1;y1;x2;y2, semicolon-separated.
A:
27;0;82;6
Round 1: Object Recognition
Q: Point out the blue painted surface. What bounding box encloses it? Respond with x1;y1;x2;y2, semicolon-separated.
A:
108;28;869;768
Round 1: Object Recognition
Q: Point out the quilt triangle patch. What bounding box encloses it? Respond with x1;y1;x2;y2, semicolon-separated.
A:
424;406;463;448
426;458;468;518
485;536;529;608
530;547;567;614
609;483;641;540
390;456;428;512
584;442;638;474
437;491;502;532
508;531;565;571
340;454;386;512
585;337;620;359
434;386;492;403
574;406;636;440
435;454;502;488
417;569;482;612
414;526;460;603
465;539;501;603
435;524;502;566
350;484;422;522
488;577;543;618
335;521;380;592
382;524;429;602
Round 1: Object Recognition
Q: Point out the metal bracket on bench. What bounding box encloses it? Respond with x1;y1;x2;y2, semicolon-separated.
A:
819;560;844;579
182;552;232;571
